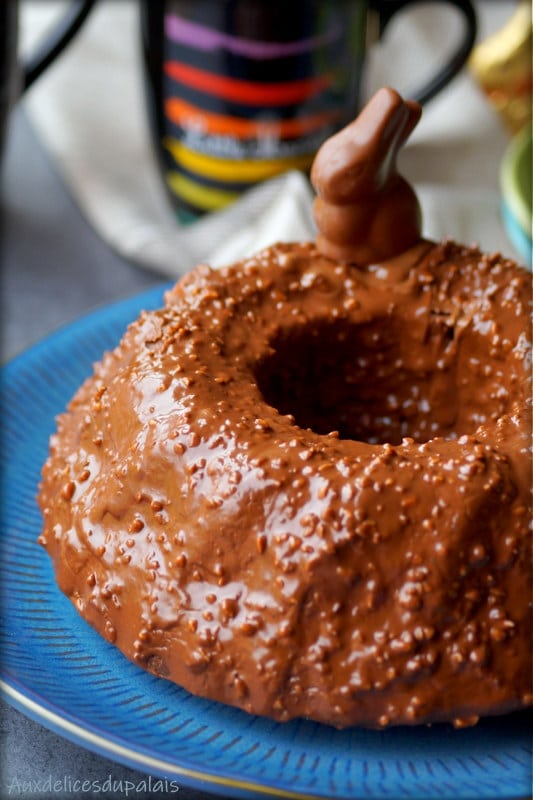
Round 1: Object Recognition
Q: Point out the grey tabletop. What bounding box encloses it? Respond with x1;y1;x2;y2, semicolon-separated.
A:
0;108;229;800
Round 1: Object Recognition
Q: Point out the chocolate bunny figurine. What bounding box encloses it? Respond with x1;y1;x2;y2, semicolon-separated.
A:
311;87;423;265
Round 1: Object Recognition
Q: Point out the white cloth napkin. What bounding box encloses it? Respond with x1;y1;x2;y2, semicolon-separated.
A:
19;1;520;277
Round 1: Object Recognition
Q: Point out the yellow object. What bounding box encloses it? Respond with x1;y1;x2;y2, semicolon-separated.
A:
166;171;240;211
164;137;315;182
469;1;532;133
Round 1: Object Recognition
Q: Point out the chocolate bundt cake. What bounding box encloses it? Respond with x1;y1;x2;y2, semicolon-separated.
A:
38;89;532;729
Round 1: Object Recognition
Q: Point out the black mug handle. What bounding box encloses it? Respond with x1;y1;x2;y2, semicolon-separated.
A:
22;0;96;91
370;0;477;104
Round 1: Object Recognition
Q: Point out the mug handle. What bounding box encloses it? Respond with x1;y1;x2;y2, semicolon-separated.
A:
370;0;477;104
22;0;96;91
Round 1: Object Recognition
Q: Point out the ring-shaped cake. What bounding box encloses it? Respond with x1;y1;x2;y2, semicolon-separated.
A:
39;237;531;728
39;89;531;728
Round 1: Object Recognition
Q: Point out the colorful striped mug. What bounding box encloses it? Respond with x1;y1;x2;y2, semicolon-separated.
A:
141;0;477;221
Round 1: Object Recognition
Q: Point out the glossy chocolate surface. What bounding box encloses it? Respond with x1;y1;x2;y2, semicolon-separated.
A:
39;239;532;728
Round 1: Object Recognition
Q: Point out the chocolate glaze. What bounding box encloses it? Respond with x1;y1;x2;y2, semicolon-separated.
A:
311;87;422;265
39;239;532;728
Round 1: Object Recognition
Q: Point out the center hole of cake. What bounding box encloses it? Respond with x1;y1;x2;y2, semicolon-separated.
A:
255;319;489;445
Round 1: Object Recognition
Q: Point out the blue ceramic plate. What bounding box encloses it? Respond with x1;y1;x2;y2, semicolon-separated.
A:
1;286;531;800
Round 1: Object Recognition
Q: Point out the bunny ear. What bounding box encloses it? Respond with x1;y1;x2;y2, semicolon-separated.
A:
372;92;421;163
398;99;422;148
354;88;408;152
363;90;421;190
379;97;421;182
